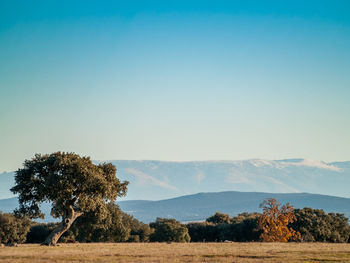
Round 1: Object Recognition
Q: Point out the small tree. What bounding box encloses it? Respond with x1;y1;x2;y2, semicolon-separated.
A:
124;213;151;242
206;212;231;224
150;218;190;242
258;198;300;242
0;212;32;245
188;212;261;242
230;212;261;242
11;152;128;245
186;222;217;242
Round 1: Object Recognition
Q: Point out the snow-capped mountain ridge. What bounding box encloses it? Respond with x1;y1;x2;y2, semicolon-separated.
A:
1;159;349;200
244;159;342;171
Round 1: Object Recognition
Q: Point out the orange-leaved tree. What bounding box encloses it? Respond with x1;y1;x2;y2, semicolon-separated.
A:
258;198;300;242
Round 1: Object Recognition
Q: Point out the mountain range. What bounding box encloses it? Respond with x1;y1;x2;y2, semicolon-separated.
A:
1;159;349;201
1;191;349;223
118;191;350;223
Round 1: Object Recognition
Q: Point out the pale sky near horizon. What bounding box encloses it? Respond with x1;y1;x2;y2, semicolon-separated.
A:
1;1;350;173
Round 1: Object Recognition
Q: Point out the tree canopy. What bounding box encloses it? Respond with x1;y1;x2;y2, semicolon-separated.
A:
11;152;128;245
188;212;261;242
206;212;232;224
258;198;300;242
291;207;350;243
0;211;31;245
150;218;190;242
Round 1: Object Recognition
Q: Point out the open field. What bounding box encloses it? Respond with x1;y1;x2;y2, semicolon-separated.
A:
1;243;350;263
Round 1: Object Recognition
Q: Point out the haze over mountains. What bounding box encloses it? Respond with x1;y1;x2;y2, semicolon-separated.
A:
104;159;350;200
1;159;349;200
117;191;350;223
1;159;349;223
1;191;349;223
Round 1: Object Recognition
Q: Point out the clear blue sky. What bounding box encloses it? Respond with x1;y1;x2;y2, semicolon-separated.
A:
1;0;350;172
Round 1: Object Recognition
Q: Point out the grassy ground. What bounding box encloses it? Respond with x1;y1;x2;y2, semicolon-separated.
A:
1;243;350;263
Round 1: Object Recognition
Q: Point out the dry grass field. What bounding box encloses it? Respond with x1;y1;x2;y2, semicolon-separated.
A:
1;243;350;263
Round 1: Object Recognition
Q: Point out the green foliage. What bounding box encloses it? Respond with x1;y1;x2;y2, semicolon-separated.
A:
230;212;261;241
291;208;350;243
22;208;350;244
187;212;261;242
150;218;190;242
124;212;151;242
206;212;232;224
186;221;219;242
11;152;128;220
11;152;129;245
65;203;128;242
61;203;150;243
0;211;32;245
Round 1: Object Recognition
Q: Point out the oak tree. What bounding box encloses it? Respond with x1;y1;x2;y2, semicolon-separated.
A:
11;152;128;245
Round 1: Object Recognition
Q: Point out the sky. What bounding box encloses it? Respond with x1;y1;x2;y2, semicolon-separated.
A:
1;0;350;173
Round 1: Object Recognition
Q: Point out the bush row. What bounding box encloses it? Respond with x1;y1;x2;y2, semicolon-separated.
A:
1;206;349;245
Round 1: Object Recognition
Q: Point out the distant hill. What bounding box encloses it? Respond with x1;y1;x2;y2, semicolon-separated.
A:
118;191;350;223
0;197;18;212
1;191;349;223
0;197;56;223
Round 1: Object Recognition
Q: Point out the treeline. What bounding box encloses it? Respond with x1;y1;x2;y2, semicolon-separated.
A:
188;208;350;243
1;205;350;245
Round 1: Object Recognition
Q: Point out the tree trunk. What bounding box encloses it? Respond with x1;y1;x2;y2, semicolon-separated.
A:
42;206;83;246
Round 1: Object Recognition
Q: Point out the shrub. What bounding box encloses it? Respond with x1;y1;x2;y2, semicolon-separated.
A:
187;212;261;242
0;211;31;245
187;221;218;242
206;212;231;224
150;218;190;242
291;208;350;243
